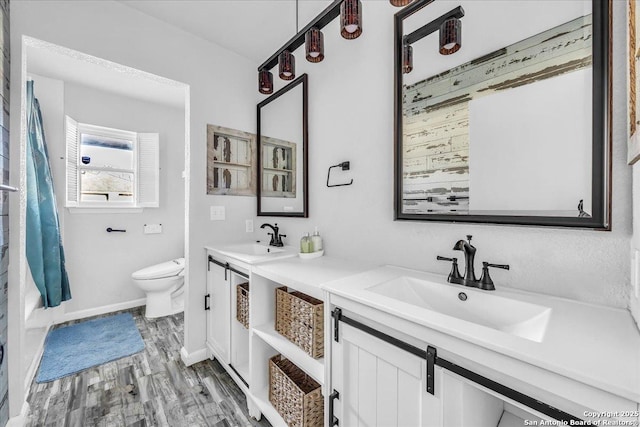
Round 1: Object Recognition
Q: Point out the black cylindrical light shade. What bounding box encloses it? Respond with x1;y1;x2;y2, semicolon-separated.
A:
439;18;461;55
390;0;412;6
340;0;362;40
278;50;295;80
258;69;273;94
305;28;325;62
402;44;413;74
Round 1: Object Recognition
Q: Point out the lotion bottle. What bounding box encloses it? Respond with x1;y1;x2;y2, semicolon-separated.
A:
300;233;311;253
311;227;323;252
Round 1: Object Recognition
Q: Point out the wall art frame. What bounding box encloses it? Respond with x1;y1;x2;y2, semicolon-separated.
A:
206;124;257;196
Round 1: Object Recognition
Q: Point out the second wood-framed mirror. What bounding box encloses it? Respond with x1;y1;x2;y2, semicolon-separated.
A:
257;74;309;217
394;0;611;229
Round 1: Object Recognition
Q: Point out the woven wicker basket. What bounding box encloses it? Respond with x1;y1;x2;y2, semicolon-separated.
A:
269;355;323;427
275;287;324;359
236;282;249;329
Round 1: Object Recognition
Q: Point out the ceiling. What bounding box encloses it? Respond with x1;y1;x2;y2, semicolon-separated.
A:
27;39;187;108
118;0;334;65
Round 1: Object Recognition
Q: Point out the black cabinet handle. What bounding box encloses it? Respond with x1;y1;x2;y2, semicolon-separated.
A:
329;390;340;426
106;227;126;233
204;294;210;310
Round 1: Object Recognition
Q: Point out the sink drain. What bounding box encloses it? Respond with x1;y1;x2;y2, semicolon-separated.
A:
458;292;467;301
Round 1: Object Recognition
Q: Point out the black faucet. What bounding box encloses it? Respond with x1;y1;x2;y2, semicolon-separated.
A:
436;235;509;291
260;223;286;247
453;235;478;286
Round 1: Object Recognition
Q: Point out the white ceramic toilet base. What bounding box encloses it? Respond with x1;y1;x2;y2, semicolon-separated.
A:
144;288;184;318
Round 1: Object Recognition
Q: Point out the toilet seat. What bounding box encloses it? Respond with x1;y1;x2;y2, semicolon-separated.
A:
132;258;185;280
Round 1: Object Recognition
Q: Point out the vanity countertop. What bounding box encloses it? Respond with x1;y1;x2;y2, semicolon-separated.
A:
322;265;640;404
251;256;374;301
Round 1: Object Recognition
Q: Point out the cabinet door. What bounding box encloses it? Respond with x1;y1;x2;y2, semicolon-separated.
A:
331;323;443;427
207;260;230;364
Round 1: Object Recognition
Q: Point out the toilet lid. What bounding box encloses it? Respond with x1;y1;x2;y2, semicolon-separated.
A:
132;258;185;280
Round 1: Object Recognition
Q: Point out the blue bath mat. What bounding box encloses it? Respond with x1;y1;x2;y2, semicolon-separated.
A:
36;312;145;383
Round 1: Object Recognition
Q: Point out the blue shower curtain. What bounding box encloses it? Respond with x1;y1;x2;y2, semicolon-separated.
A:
26;81;71;307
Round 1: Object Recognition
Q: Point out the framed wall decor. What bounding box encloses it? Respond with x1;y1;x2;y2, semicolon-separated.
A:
206;124;256;196
629;0;640;165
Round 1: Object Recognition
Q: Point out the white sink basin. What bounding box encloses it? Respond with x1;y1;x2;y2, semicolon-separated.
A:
221;243;286;256
210;243;295;264
367;276;551;342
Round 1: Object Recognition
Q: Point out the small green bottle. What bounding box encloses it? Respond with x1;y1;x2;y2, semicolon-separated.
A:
300;232;312;253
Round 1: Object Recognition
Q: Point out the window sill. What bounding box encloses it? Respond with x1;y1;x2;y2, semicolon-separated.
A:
67;207;144;214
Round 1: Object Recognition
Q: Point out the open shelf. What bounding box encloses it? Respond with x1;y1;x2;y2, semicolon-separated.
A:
253;322;324;385
253;387;287;427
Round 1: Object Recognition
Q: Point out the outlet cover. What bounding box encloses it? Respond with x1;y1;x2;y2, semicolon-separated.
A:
246;219;254;233
144;224;162;234
210;206;226;221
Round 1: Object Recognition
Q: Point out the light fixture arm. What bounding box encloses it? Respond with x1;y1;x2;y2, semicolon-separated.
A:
404;5;464;46
258;0;342;71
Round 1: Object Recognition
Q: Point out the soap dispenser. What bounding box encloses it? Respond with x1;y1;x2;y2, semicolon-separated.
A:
311;227;323;252
300;233;312;253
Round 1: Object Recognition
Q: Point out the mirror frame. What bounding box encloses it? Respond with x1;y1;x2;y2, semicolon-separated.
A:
257;73;309;217
393;0;611;229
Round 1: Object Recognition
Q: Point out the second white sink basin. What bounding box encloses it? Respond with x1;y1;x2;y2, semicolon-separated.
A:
368;276;551;342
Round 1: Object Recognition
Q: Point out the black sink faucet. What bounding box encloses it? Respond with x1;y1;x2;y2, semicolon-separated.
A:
440;235;509;291
260;223;286;247
453;235;477;286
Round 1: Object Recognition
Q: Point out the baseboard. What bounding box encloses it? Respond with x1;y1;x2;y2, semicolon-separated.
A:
53;298;146;324
23;324;52;390
7;400;29;426
180;346;208;367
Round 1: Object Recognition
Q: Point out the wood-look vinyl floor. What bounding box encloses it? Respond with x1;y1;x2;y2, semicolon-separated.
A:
25;308;271;427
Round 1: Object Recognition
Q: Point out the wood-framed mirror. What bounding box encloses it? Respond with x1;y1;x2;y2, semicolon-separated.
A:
257;74;309;217
394;0;611;229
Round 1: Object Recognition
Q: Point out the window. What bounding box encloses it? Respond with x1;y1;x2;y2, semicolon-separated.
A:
65;116;159;209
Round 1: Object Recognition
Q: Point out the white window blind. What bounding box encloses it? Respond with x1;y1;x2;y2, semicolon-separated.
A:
65;116;79;207
137;133;159;208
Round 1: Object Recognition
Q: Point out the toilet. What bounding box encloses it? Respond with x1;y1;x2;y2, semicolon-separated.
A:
132;258;185;318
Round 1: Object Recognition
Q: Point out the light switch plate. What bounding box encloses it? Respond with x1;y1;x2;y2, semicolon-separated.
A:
144;224;162;234
210;206;226;221
246;219;254;233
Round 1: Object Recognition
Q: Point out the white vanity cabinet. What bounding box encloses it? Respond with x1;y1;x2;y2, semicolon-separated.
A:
327;307;576;427
205;252;252;387
323;266;640;427
331;321;443;427
206;256;230;365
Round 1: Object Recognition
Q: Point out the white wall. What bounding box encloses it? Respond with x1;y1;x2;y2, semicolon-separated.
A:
63;82;185;313
257;1;631;311
27;75;185;316
10;0;256;418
